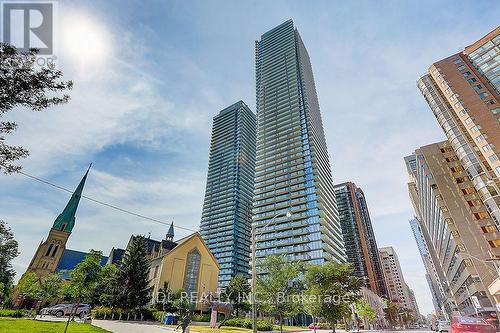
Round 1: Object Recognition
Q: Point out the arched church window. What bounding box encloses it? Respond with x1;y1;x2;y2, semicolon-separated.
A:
183;248;201;297
45;244;54;256
51;245;59;257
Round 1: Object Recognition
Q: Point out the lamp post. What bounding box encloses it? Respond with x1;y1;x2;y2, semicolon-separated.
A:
251;210;292;333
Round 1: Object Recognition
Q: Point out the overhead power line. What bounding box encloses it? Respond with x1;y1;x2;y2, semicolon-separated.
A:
13;169;197;233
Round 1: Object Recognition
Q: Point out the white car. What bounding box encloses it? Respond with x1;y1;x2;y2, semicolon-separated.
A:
438;320;450;332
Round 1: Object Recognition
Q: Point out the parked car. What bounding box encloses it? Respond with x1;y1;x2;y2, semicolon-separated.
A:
438;320;451;332
48;304;91;318
451;316;495;333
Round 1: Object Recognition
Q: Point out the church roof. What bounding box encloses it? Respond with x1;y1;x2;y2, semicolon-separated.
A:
52;165;91;233
56;248;108;279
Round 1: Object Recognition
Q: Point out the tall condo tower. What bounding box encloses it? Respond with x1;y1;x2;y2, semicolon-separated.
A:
200;101;256;288
334;182;387;297
253;20;345;267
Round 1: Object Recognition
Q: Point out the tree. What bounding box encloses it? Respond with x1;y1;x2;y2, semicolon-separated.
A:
90;264;119;307
115;236;151;309
14;272;40;303
35;273;64;304
256;255;304;333
226;274;250;317
66;250;103;304
304;262;362;333
0;43;73;173
383;301;400;328
356;298;376;328
0;220;19;305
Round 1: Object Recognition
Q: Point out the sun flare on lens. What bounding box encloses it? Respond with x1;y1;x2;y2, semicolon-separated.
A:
61;12;112;70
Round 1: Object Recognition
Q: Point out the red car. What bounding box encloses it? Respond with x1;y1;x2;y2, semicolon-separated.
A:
451;316;495;333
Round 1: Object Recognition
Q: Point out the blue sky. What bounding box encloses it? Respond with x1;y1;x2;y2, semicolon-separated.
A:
1;0;499;315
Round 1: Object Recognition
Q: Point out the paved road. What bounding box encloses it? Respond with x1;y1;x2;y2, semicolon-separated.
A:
93;320;177;333
91;323;434;333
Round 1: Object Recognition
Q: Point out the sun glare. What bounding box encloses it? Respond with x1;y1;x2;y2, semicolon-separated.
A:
61;13;112;71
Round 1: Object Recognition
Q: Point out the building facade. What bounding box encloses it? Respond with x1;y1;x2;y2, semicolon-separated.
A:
148;232;220;310
334;182;387;297
416;26;500;313
406;142;498;317
409;217;448;318
379;247;412;310
200;101;256;287
253;19;345;268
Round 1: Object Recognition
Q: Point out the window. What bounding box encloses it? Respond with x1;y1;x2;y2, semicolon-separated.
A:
464;117;473;125
473;85;483;91
492;107;500;115
461;187;475;195
481;225;498;233
483;144;494;153
467;78;477;83
479;92;490;99
470;125;481;132
183;249;201;296
453;58;462;65
51;245;59;257
45;244;54;257
457;65;466;71
475;134;487;142
487;100;496;105
459;109;469;116
463;71;471;77
489;155;499;162
496;166;500;175
488;240;500;248
474;212;490;220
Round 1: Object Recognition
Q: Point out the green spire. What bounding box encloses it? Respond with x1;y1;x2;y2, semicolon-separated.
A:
52;165;91;233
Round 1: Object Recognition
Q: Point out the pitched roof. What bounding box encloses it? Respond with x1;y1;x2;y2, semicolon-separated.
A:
56;248;108;279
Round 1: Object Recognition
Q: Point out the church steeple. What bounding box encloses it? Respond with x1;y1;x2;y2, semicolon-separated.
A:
166;221;174;241
52;165;91;233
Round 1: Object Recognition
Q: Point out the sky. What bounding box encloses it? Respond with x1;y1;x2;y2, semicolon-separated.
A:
1;0;499;315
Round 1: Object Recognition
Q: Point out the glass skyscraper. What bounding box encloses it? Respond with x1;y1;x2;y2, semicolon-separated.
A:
200;101;256;288
253;20;345;266
334;182;387;297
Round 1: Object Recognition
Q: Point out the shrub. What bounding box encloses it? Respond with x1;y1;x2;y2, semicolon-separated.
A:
0;309;26;318
191;313;211;322
91;306;154;321
224;318;273;331
152;310;165;322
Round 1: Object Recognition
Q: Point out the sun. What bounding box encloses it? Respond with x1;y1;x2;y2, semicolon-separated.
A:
60;12;112;71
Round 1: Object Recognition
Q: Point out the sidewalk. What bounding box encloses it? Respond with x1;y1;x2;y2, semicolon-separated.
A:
93;320;178;333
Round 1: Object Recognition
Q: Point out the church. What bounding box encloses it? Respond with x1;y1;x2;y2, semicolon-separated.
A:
22;165;220;308
25;165;107;278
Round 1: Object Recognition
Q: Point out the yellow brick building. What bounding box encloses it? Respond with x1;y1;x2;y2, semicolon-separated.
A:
147;232;219;309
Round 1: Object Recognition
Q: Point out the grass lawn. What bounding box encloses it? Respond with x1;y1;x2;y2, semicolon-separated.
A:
190;325;308;333
190;326;253;333
0;318;111;333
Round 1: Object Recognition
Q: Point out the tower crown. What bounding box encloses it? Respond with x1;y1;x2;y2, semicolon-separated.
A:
52;165;91;233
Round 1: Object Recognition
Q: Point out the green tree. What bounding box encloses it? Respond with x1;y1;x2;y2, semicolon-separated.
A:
256;255;304;333
304;262;362;333
226;274;250;317
383;301;400;328
36;274;63;303
14;272;40;302
0;43;72;173
67;250;103;304
115;236;151;309
0;220;19;305
356;298;376;328
90;264;119;307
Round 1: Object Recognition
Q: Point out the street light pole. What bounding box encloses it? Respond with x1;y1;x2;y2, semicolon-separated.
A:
251;210;292;333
